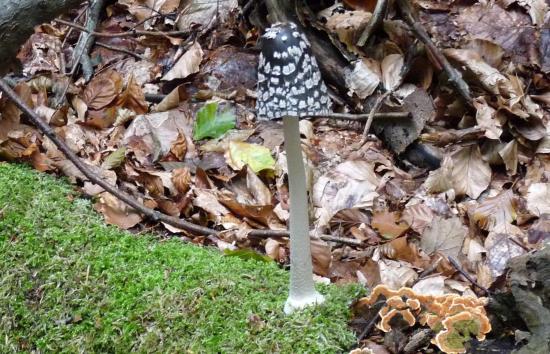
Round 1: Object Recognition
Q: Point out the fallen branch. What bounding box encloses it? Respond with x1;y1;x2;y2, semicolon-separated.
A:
55;18;190;38
72;0;105;81
397;0;472;105
96;42;145;60
361;91;391;144
356;0;388;46
448;256;491;296
307;111;410;121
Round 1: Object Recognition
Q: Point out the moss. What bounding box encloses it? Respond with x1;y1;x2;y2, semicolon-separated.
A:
0;163;364;353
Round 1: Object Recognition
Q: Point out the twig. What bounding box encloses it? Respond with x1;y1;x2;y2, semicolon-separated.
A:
397;0;472;105
360;91;391;144
403;329;433;354
448;256;491;296
96;42;145;60
55;18;190;38
73;0;105;81
248;229;363;246
357;0;388;46
306;111;410;121
358;312;380;341
420;126;485;146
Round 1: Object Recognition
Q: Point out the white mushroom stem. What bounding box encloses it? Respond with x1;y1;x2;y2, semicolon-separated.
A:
282;116;325;315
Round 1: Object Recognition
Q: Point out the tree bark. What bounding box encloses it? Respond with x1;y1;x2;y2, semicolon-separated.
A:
0;0;83;76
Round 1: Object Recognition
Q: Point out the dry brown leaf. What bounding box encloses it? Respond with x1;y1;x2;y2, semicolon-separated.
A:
378;259;418;289
473;190;517;231
465;38;505;68
371;211;409;240
402;203;434;234
116;74;148;114
172;167;192;194
412;275;447;296
499;140;518;175
485;232;526;277
176;0;238;32
311;239;332;277
451;145;491;199
82;70;123;110
344;59;380;99
94;192;142;229
424;156;453;194
444;49;508;94
170;131;188;160
162;41;203;81
381;54;404;91
421;216;467;259
528;214;550;244
526;183;550;216
473;97;503;139
264;238;281;261
321;6;372;53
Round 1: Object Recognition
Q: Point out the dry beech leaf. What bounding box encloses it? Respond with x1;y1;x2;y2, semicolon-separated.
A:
371;210;409;240
162;41;203;81
499;140;518;175
154;84;188;112
378;259;418;289
473;97;502;139
528;214;550;244
264;238;281;261
526;183;550;216
116;74;148;114
170;131;188;160
444;49;508;94
485;232;526;277
425;155;453;194
381;54;404;91
451;145;491;199
172;167;192;194
321;6;372;53
193;189;230;219
311;239;332;277
412;275;446;296
344;59;380;99
465;38;505;68
402;203;434;234
94;192;142;229
473;190;517;231
421;216;467;259
82;70;123;110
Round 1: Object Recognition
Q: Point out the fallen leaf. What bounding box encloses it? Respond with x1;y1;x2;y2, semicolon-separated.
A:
193;102;236;141
162;41;203;81
421;216;467;259
526;183;550;216
412;275;447;296
473;97;503;139
378;259;418;289
101;147;126;170
402;203;434;234
170;131;188;160
94;192;142;229
485;232;526;277
473;190;517;231
116;74;148;114
226;141;275;173
82;69;123;110
381;54;404;91
450;145;491;199
371;211;409;240
344;59;380;99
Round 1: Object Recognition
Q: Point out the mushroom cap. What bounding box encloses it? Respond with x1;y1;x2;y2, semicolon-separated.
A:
256;22;332;120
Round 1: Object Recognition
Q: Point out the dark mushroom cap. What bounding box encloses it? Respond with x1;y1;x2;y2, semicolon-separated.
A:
256;22;332;120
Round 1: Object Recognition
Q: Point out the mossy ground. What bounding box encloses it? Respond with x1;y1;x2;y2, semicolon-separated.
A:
0;163;363;353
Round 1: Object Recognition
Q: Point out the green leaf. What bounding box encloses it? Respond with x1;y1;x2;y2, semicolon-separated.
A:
193;102;236;140
228;141;275;173
223;249;273;263
101;147;126;170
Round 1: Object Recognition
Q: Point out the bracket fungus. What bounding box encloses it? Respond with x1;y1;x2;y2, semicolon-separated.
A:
356;285;491;354
256;22;331;314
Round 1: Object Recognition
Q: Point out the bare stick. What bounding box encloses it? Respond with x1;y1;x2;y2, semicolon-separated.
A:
96;42;145;60
73;0;105;81
448;256;490;296
307;111;410;121
357;0;388;46
397;0;472;104
55;18;190;38
360;91;391;144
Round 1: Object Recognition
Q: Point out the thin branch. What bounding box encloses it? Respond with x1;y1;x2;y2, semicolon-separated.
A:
55;18;190;38
96;42;145;60
360;91;391;144
73;0;105;81
397;0;472;105
307;111;411;121
448;256;491;296
357;0;388;46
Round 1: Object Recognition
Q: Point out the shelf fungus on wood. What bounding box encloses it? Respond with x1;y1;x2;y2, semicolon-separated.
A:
256;22;332;314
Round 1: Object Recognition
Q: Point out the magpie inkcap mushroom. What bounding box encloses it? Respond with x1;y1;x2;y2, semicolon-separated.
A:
256;22;332;314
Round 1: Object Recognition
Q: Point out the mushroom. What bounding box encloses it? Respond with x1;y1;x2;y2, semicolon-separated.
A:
256;22;331;314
